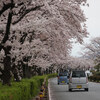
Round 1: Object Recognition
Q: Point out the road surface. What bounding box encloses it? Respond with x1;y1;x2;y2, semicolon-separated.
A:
48;78;100;100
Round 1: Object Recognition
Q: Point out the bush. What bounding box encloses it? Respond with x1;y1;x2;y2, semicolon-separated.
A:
95;72;100;76
89;75;100;82
0;76;45;100
0;74;57;100
47;73;57;79
46;73;57;85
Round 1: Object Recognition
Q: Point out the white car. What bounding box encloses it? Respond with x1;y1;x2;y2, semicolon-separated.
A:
68;70;89;91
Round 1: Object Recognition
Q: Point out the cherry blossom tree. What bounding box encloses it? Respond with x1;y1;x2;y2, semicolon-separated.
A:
13;0;88;65
82;37;100;65
0;0;88;85
68;57;94;69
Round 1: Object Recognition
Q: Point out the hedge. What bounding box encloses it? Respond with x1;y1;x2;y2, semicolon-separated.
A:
0;76;45;100
47;73;57;79
89;75;100;82
0;74;57;100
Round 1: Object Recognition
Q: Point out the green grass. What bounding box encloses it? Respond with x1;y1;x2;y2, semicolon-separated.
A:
0;76;45;100
0;74;57;100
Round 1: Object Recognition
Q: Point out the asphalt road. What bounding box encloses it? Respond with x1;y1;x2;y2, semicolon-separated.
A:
48;78;100;100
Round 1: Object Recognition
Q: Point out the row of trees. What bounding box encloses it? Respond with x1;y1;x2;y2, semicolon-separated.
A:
67;57;94;70
82;37;100;71
83;37;100;63
0;0;88;85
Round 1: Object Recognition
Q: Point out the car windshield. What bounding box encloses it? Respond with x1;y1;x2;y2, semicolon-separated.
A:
59;72;68;76
72;71;86;77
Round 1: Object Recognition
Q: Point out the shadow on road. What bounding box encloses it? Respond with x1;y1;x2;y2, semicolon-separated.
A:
69;90;88;92
53;89;89;93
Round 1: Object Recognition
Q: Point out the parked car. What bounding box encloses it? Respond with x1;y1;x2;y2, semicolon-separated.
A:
58;71;69;85
68;70;89;91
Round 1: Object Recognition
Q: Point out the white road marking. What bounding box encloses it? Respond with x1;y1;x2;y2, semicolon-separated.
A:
48;79;52;100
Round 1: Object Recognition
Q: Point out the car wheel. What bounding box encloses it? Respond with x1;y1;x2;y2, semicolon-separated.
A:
85;88;89;91
58;83;59;85
69;88;72;92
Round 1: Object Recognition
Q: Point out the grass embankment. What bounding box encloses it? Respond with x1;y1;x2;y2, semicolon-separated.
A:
89;72;100;83
0;73;57;100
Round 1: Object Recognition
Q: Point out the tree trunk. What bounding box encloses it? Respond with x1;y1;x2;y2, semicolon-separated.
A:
2;55;12;86
23;63;31;78
0;0;14;86
12;66;21;82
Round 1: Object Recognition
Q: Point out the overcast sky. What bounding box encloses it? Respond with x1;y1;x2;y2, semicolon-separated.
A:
71;0;100;57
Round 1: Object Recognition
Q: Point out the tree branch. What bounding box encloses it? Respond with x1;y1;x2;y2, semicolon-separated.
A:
0;68;3;73
12;5;44;25
0;44;3;52
0;61;3;63
0;2;14;16
0;0;14;52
